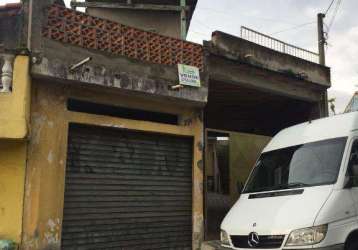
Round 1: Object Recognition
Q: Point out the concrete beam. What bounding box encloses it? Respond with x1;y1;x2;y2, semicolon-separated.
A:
208;54;324;103
31;39;208;107
209;31;331;88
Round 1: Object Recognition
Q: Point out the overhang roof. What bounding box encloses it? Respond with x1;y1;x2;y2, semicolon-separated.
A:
86;0;197;9
0;3;22;17
85;0;198;24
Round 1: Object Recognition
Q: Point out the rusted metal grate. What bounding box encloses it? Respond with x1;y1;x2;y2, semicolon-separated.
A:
241;26;319;64
43;4;204;70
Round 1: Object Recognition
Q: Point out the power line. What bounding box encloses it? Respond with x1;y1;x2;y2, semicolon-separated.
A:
197;6;318;38
189;30;210;37
325;0;336;14
193;12;316;38
323;0;343;52
269;21;316;36
198;7;297;25
327;0;343;33
192;19;214;31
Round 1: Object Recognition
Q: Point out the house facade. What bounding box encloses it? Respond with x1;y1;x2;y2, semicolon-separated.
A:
0;1;331;249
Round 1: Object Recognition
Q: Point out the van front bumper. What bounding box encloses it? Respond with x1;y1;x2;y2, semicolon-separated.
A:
201;241;344;250
284;244;344;250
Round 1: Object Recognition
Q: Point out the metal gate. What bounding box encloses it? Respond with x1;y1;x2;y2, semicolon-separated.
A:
61;124;193;250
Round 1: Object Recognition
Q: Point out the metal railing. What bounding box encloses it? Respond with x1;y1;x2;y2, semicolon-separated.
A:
240;26;319;64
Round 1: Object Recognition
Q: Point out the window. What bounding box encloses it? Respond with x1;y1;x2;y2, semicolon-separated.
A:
347;140;358;187
243;137;347;193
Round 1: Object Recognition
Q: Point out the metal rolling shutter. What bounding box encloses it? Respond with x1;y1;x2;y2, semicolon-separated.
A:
61;124;193;250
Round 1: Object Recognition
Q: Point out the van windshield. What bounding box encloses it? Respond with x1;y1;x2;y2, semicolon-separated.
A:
243;137;347;193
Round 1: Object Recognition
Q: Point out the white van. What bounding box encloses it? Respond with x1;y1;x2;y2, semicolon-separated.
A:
220;112;358;250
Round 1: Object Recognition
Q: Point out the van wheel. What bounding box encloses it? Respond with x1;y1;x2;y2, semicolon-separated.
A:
346;240;358;250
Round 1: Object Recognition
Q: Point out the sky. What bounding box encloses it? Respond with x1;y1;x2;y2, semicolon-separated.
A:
1;0;356;112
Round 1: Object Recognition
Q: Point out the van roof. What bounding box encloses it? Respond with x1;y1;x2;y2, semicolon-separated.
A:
263;111;358;152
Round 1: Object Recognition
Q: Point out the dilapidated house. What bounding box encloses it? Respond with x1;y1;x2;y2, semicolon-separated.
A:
203;29;330;243
0;1;330;250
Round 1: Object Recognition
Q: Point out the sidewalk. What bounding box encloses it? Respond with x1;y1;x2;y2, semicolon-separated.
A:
201;241;232;250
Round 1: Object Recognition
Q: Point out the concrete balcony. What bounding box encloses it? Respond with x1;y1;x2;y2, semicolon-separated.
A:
0;54;31;139
210;31;330;88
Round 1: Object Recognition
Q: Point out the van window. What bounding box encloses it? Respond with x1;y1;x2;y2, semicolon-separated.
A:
243;137;347;193
347;140;358;187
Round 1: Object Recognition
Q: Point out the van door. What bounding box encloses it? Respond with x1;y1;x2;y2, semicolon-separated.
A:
346;139;358;212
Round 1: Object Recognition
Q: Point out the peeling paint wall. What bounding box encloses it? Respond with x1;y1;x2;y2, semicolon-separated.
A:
31;39;208;106
0;55;30;246
0;56;31;139
0;141;27;244
22;81;204;250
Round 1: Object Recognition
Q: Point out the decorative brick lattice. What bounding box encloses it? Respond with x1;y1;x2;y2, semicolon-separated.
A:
43;4;204;70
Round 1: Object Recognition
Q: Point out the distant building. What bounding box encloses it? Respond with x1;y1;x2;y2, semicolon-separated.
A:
344;91;358;113
73;0;197;39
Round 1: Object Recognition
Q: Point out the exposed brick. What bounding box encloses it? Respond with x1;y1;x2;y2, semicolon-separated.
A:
42;4;204;71
98;33;111;52
65;22;81;36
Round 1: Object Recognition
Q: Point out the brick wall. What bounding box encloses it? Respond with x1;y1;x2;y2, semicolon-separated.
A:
43;4;204;70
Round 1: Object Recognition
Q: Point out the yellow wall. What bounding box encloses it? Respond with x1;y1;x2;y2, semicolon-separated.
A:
22;82;204;250
0;141;27;243
0;56;31;139
0;55;30;245
229;132;271;202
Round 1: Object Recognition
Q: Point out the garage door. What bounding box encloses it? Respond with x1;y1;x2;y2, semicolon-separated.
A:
61;124;193;250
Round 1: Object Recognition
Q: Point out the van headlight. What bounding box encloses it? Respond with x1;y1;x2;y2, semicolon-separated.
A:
285;224;328;246
221;230;231;246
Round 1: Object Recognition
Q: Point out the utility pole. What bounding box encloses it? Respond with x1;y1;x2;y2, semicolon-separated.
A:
317;13;329;117
180;0;187;40
317;13;326;65
71;0;77;10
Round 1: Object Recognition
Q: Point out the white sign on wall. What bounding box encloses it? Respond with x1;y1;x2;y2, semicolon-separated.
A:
178;64;201;87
